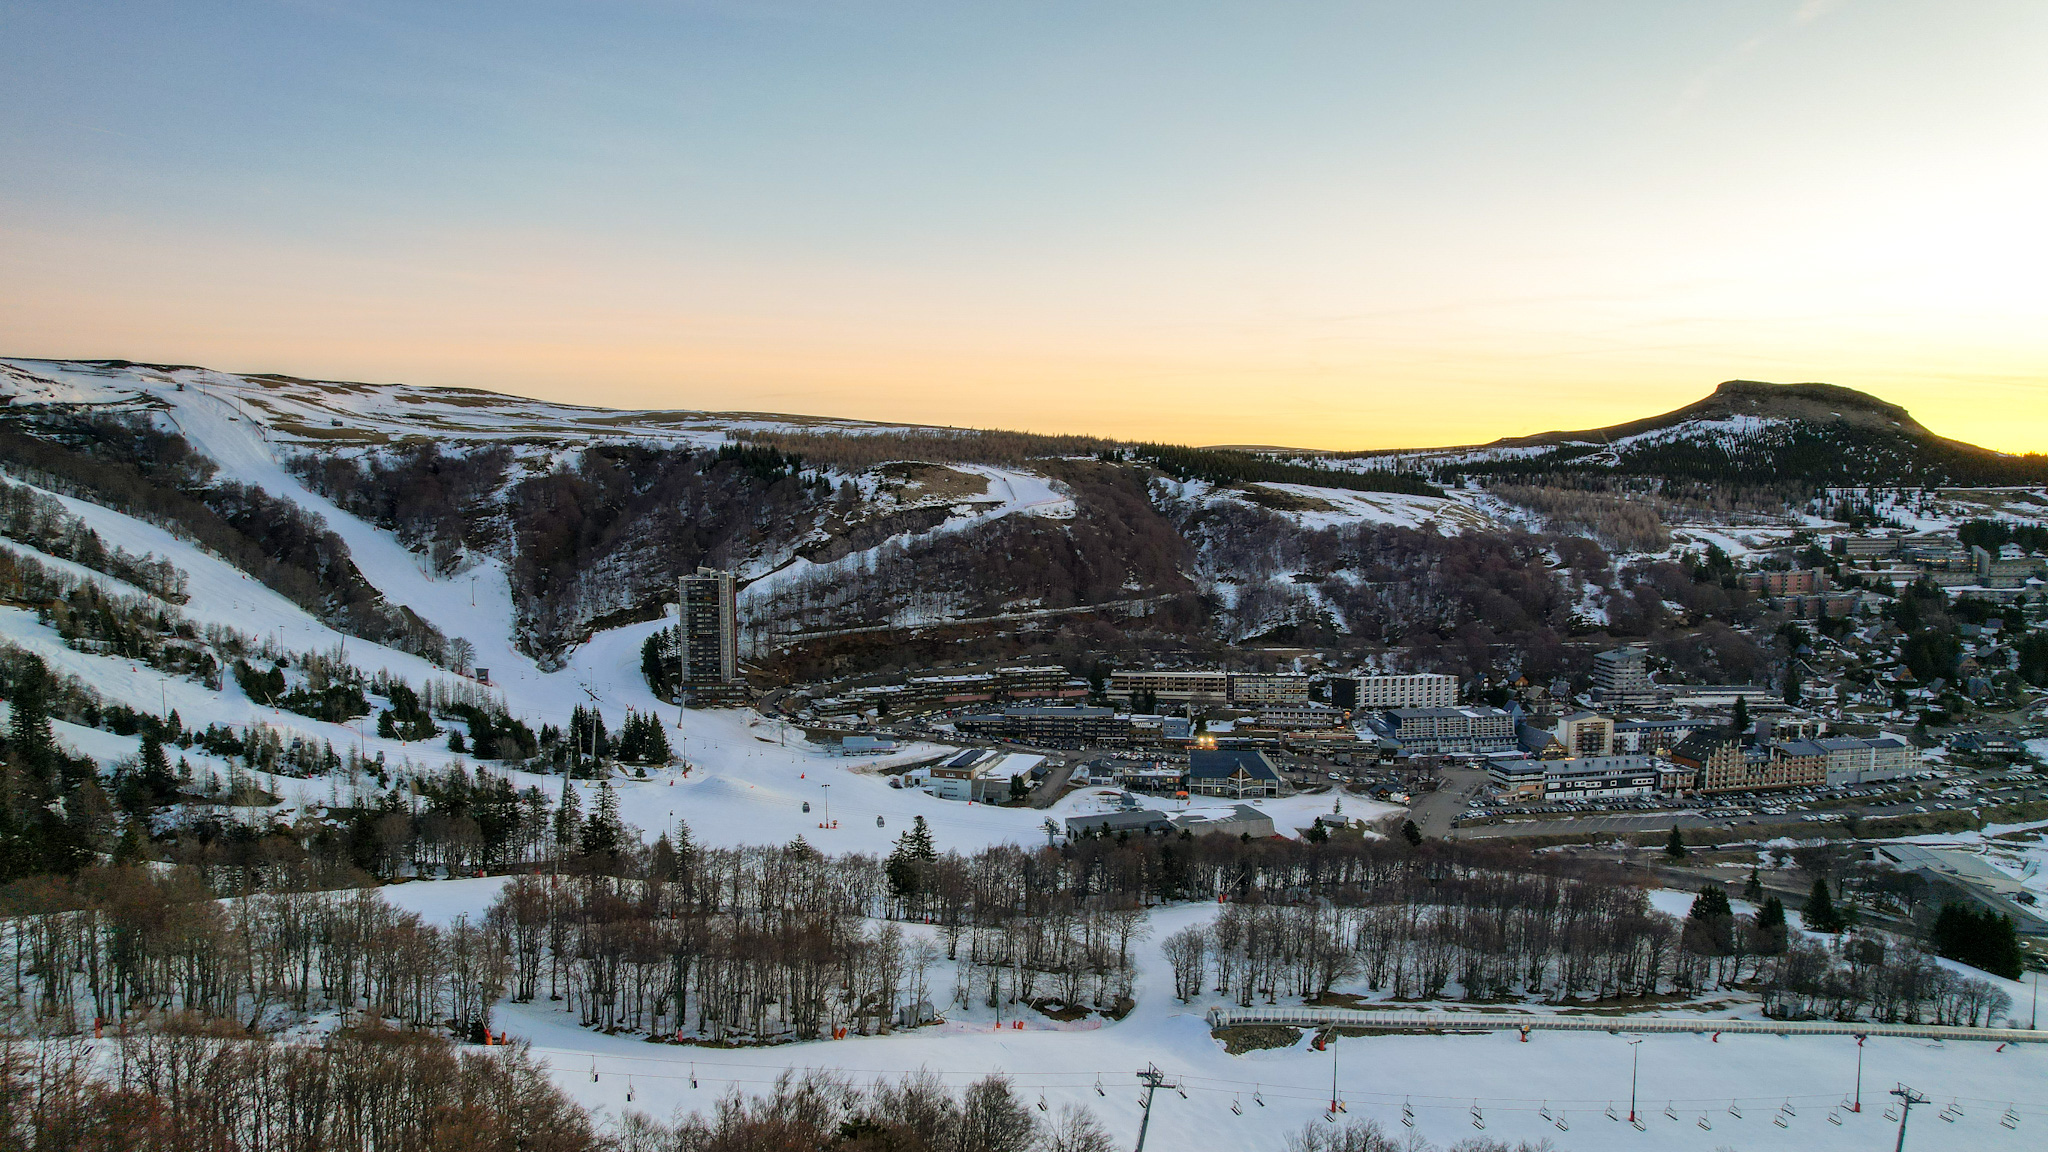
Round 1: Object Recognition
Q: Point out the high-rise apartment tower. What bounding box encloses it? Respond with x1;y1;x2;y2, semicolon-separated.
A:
678;567;739;689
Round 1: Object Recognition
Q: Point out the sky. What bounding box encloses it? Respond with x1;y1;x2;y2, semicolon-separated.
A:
2;1;2045;451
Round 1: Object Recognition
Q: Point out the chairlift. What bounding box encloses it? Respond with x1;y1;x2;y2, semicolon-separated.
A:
803;801;811;813
877;815;885;827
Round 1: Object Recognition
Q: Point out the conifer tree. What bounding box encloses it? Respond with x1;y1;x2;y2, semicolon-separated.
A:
578;779;623;862
137;728;175;799
553;785;582;858
8;656;54;779
1754;895;1788;953
1802;874;1841;932
1688;884;1732;922
1742;867;1763;903
1663;825;1687;860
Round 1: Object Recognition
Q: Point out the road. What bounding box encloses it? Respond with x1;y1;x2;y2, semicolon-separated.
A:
1409;765;1488;838
1028;761;1076;808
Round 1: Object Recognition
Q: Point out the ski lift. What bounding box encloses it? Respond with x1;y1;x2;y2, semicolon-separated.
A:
1399;1099;1412;1128
1663;1102;1678;1122
877;815;885;827
1253;1086;1264;1107
803;801;811;813
1231;1094;1243;1116
1037;1091;1047;1113
1727;1101;1743;1119
1697;1114;1712;1131
2002;1106;2020;1130
1469;1102;1484;1130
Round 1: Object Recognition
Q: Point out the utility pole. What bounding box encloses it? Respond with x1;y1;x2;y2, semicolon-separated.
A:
1890;1084;1927;1152
1134;1065;1175;1152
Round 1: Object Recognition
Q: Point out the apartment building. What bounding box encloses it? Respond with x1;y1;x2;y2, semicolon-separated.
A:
954;706;1132;745
1228;673;1311;707
1108;670;1230;706
1342;673;1459;710
1741;569;1826;596
1669;732;1826;793
1591;647;1665;706
1381;706;1516;754
677;567;742;701
1554;711;1614;757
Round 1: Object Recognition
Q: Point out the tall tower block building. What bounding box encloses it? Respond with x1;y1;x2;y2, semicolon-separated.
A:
678;567;740;695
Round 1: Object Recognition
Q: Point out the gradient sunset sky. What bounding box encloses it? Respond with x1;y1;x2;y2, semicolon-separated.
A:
3;1;2043;450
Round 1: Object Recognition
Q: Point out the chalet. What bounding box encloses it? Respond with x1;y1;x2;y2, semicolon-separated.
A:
1187;749;1285;799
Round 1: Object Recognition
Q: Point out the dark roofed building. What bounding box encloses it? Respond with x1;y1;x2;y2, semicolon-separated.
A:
1063;809;1172;837
1187;749;1285;799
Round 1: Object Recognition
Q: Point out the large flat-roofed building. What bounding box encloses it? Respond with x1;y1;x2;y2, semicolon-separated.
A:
1229;673;1311;707
1487;755;1663;800
1109;670;1230;706
1611;718;1700;754
1255;703;1346;730
1741;569;1826;596
1540;755;1661;801
928;749;1043;802
1064;809;1172;837
1665;684;1771;709
1381;706;1516;754
1343;673;1459;710
1170;804;1276;839
954;706;1132;745
1554;711;1614;757
1810;735;1919;785
1591;647;1665;707
678;567;742;700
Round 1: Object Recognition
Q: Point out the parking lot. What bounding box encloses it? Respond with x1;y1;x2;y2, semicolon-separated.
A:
1450;762;2047;840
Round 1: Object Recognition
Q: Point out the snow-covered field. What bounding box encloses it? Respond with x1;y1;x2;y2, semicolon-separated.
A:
3;357;2043;1147
501;894;2047;1151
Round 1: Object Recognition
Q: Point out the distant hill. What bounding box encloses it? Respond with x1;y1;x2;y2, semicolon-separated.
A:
1338;380;2048;489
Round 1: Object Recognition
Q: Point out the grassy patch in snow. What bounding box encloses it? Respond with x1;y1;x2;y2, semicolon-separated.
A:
1213;1025;1302;1054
